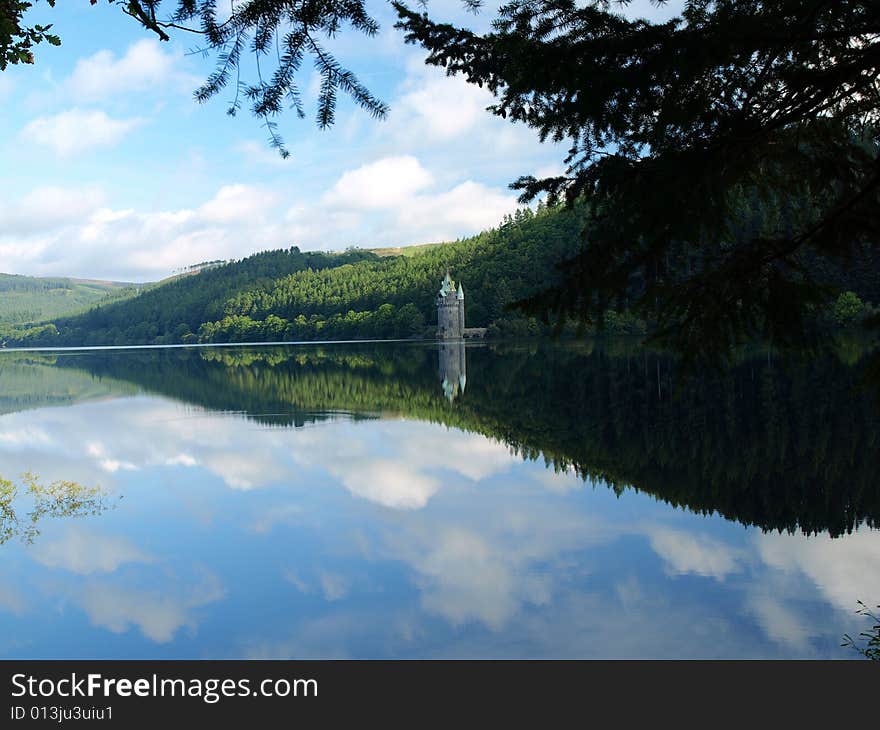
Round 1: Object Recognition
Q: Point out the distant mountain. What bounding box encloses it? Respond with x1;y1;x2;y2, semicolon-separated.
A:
0;273;142;326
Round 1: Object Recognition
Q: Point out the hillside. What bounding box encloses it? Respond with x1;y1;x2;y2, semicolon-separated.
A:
3;204;588;347
0;274;137;325
2;246;384;347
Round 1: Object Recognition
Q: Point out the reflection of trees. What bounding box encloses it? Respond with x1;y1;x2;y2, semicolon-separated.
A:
0;352;136;416
0;473;111;545
34;340;880;537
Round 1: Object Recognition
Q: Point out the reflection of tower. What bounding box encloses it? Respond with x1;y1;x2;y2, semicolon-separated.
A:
438;340;467;402
436;271;465;339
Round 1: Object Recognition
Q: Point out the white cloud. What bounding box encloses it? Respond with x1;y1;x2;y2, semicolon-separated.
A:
68;40;180;101
291;157;517;249
287;421;518;510
0;425;53;449
282;569;312;594
756;529;880;615
397;426;516;482
198;184;279;223
31;529;152;575
332;458;441;510
393;73;492;141
77;573;224;643
0;182;288;280
380;500;604;631
399;181;516;239
531;465;583;494
0;161;513;280
323;155;434;209
648;527;743;580
165;453;198;467
87;441;138;473
201;451;289;491
21;109;143;156
3;186;106;235
745;593;815;651
319;572;350;601
374;54;558;174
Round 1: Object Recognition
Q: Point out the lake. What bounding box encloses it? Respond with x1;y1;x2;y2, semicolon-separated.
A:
1;340;878;658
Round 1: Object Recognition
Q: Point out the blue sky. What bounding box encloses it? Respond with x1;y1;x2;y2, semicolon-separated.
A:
0;1;681;281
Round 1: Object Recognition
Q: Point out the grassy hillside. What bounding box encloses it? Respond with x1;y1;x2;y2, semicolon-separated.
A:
0;274;137;325
3;203;589;347
368;242;446;258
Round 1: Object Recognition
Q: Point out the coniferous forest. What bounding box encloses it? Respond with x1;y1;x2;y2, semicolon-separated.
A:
1;204;587;347
3;199;878;349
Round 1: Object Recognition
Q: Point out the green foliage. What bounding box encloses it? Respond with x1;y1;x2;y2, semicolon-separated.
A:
0;471;110;545
832;291;866;327
0;0;60;70
196;205;579;343
600;309;647;336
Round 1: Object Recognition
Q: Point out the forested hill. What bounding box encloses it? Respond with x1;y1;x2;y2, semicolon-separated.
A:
2;247;381;347
0;274;136;326
3;204;588;347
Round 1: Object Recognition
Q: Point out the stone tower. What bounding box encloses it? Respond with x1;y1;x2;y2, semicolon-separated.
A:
436;271;465;339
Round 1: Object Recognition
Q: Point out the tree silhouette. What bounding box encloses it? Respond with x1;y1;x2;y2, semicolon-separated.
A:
396;0;880;363
842;601;880;661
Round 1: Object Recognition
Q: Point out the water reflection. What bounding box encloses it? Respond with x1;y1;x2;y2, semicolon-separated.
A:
17;340;874;537
438;341;467;402
0;341;877;658
0;473;111;545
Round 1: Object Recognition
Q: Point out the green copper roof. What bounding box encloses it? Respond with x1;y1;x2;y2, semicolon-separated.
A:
438;272;455;297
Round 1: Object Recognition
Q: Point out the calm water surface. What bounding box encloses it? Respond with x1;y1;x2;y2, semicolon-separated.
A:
1;340;877;658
